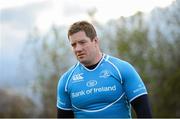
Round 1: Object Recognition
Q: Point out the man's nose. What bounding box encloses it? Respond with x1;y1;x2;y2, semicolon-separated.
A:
74;44;82;52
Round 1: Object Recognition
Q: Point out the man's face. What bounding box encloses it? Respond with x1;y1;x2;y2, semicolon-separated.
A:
69;31;98;66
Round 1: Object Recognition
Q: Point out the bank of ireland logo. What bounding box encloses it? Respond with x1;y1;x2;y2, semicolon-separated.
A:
99;70;110;78
86;80;97;87
72;73;84;81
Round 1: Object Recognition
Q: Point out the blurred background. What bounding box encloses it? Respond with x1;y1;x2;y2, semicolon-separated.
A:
0;0;180;117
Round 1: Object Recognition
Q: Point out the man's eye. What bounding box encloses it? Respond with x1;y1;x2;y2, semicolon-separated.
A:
71;43;75;47
80;41;86;44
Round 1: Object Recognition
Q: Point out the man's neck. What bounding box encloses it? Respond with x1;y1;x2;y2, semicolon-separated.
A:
85;52;103;69
86;61;100;70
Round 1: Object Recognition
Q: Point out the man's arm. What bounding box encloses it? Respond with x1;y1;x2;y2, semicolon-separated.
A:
131;94;152;118
57;108;74;118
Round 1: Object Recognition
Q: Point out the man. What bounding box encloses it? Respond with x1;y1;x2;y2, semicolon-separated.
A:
57;21;152;118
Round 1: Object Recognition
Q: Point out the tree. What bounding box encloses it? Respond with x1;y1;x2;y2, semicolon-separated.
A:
113;2;180;117
21;25;75;117
0;89;37;117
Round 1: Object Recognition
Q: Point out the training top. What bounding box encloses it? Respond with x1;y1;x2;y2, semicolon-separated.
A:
57;54;147;118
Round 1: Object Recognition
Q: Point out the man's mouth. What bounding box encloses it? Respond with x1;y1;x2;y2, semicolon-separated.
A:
77;53;85;58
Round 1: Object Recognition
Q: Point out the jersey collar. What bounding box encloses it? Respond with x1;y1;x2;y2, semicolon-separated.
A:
79;53;106;72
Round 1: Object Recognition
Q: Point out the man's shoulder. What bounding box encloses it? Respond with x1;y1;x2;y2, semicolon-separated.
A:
62;63;79;78
57;63;79;89
106;55;128;65
105;54;134;71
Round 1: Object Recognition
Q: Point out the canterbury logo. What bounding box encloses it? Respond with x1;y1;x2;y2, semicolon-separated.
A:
72;73;84;81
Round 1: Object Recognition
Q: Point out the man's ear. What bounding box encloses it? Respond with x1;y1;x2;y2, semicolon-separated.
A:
94;37;99;43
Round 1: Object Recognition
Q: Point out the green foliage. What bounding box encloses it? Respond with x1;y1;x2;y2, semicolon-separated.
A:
114;10;180;117
151;30;180;117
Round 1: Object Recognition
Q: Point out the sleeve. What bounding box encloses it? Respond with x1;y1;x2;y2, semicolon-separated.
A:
120;61;147;102
57;108;74;118
131;94;152;118
56;74;72;110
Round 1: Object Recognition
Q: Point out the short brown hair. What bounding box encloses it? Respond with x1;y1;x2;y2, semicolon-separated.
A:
68;21;97;40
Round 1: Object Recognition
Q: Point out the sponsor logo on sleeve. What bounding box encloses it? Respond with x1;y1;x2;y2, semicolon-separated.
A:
133;84;146;93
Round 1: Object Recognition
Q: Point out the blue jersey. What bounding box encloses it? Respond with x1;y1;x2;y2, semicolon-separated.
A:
57;54;147;118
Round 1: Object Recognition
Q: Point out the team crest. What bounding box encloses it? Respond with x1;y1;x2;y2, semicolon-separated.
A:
99;70;110;78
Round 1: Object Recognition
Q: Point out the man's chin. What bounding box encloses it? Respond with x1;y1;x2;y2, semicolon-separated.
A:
78;59;88;65
79;59;85;63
